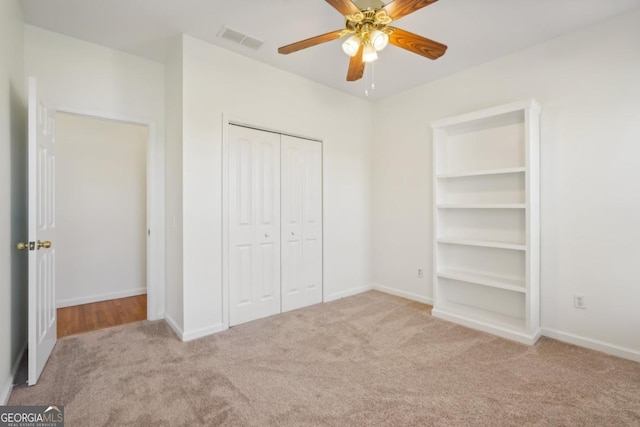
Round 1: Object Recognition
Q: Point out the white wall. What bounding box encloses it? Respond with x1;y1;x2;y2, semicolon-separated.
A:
0;0;27;405
372;9;640;359
25;25;166;318
164;37;184;333
24;26;165;122
179;35;373;338
56;113;148;307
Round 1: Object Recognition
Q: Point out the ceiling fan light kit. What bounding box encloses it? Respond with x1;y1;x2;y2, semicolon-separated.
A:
362;44;378;62
278;0;448;82
342;35;361;57
370;29;389;51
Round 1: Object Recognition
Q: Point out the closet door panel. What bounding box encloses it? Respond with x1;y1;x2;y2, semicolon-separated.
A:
281;135;323;312
228;125;281;326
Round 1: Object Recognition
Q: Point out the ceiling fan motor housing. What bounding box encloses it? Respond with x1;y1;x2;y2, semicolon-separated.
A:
352;0;387;10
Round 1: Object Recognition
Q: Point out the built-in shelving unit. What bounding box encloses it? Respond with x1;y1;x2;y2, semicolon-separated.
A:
431;99;541;345
437;204;526;209
436;238;526;251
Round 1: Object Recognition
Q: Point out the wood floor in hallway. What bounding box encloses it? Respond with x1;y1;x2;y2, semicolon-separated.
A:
57;294;147;338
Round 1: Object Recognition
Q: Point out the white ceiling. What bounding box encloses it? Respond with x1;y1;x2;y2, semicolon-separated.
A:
20;0;640;100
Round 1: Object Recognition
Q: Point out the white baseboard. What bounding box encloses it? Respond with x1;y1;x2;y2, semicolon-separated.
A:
1;343;27;406
164;314;184;341
433;307;541;346
372;284;433;305
541;328;640;363
165;315;227;342
182;323;227;342
324;285;373;303
56;288;147;308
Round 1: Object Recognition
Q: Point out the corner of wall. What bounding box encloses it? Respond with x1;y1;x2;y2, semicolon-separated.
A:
0;344;26;405
1;0;27;406
163;34;185;332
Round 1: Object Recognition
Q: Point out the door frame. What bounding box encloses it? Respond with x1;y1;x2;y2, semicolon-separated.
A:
221;114;324;329
55;107;165;321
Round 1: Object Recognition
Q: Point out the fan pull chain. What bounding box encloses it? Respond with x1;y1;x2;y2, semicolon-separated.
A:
364;63;376;96
371;62;375;91
365;62;376;96
365;64;370;96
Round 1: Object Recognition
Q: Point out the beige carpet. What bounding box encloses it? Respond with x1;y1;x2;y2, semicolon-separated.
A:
9;291;640;426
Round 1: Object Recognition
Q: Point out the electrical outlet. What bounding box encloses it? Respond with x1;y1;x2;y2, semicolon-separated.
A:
417;269;424;278
573;294;586;309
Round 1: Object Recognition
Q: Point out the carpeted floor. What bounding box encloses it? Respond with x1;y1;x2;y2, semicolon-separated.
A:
9;291;640;426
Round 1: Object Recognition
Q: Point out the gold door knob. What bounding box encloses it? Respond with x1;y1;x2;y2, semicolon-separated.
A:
37;240;52;250
16;242;29;250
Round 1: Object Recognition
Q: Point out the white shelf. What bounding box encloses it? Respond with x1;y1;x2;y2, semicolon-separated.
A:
437;269;525;293
437;238;526;251
434;302;525;332
436;167;526;179
437;203;526;209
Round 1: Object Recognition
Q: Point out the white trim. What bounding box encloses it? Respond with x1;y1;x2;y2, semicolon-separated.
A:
56;288;147;308
1;343;27;405
324;285;373;303
221;114;229;331
164;314;184;341
54;107;165;321
432;308;541;345
320;142;326;305
165;316;227;342
182;324;228;342
228;120;322;143
372;284;433;305
431;99;542;128
541;328;640;363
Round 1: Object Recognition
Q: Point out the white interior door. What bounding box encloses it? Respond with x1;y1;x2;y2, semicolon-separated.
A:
281;135;323;312
27;77;57;385
228;125;281;326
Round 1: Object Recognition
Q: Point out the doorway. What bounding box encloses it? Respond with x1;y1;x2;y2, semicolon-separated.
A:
55;113;148;335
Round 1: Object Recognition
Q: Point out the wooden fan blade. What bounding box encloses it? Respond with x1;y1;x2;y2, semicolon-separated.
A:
278;30;345;55
325;0;360;16
347;44;365;81
388;27;447;59
383;0;438;21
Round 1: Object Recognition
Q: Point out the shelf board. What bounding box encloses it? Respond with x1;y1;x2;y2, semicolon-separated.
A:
437;269;526;293
437;238;526;251
436;167;526;179
434;301;526;332
437;204;526;209
431;99;540;130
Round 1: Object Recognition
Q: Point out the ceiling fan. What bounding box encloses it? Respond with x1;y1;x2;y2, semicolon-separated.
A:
278;0;447;82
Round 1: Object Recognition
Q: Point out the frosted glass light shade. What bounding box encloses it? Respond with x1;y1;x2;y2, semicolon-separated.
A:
370;30;389;51
341;35;361;57
362;44;378;62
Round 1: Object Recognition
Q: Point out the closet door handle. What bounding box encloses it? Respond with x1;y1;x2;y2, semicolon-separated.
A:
265;233;270;238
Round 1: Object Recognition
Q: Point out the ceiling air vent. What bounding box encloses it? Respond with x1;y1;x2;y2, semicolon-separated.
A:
218;26;264;50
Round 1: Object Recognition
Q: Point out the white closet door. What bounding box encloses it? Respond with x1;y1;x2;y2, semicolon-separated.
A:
281;135;323;312
228;125;281;326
